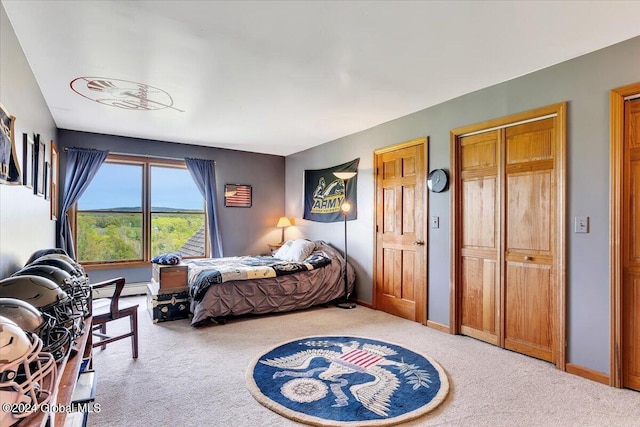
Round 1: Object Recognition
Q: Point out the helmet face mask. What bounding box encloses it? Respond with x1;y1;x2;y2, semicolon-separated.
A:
0;298;72;363
0;275;82;339
0;316;57;426
28;253;91;317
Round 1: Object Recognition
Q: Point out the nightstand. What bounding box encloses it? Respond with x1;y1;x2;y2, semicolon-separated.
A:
268;243;284;255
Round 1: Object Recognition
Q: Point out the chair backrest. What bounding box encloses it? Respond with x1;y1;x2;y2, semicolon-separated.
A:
91;277;126;318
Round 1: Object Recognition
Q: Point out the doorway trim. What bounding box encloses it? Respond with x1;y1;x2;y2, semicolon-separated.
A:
610;82;640;388
450;102;567;369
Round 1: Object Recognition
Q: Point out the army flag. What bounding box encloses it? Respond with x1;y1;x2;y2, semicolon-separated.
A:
303;158;359;223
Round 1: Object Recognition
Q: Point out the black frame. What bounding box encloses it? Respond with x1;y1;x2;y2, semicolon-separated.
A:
22;133;33;188
34;135;45;196
44;161;51;200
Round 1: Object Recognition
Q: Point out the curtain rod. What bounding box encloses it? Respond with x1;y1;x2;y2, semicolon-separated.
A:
63;147;215;164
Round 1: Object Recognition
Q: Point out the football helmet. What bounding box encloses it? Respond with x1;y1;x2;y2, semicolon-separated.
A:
13;264;90;318
0;315;57;427
0;275;80;338
26;250;86;276
0;298;72;363
29;256;86;281
24;248;71;266
37;252;87;276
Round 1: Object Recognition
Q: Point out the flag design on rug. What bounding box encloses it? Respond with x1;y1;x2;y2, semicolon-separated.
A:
338;348;383;370
257;338;440;419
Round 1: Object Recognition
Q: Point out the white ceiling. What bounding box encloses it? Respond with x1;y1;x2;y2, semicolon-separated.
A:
3;1;640;156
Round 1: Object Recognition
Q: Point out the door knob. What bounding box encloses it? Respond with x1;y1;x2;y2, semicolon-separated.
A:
412;240;425;246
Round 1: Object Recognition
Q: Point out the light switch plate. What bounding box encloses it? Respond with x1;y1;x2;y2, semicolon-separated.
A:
575;216;589;233
431;216;439;229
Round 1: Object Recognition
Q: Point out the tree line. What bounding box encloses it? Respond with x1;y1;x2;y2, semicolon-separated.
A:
76;212;204;262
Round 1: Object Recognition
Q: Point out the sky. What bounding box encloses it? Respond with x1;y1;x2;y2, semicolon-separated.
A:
78;163;203;210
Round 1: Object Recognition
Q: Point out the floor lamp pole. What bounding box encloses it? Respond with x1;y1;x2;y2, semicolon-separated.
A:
337;181;356;310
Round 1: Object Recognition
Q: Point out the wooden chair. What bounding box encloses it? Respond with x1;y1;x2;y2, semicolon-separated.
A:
91;277;139;358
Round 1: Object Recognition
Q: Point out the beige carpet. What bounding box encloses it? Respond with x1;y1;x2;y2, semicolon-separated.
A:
88;296;640;427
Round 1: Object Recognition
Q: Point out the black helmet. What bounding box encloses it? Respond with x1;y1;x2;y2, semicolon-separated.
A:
24;248;71;266
35;253;87;277
29;256;83;279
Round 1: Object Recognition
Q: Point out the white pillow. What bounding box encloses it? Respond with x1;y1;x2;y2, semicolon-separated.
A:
273;240;294;260
274;239;315;262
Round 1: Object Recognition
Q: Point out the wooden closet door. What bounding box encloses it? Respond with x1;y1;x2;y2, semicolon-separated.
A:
623;97;640;390
375;139;426;323
503;118;557;362
459;131;501;345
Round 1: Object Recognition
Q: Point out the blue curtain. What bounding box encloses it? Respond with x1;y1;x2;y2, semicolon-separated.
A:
58;148;109;259
184;157;223;258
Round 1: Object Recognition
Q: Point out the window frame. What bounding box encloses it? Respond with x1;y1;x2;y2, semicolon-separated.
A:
73;154;208;270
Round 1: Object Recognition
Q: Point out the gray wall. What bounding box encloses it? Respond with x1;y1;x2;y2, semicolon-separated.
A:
58;129;285;284
286;35;640;375
0;4;58;277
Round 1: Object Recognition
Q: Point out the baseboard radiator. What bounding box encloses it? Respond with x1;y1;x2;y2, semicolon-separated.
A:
91;282;149;299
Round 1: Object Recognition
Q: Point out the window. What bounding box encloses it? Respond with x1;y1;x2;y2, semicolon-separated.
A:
75;155;206;266
150;165;205;257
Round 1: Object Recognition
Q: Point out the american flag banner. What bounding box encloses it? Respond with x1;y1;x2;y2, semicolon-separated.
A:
225;183;252;207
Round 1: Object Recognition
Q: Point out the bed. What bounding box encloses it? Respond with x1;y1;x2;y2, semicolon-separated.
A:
182;240;355;326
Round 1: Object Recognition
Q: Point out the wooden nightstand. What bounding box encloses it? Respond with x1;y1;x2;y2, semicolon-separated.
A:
268;243;284;255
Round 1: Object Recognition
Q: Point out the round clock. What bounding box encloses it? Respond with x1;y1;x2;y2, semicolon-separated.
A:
427;169;448;193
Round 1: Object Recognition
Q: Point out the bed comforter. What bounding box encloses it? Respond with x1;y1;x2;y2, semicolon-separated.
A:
184;240;354;325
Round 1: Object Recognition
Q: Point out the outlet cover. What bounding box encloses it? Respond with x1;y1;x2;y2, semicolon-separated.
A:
431;216;439;229
575;216;589;233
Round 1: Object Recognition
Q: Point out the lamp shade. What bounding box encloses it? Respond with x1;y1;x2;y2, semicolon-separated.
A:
276;217;292;228
333;171;357;180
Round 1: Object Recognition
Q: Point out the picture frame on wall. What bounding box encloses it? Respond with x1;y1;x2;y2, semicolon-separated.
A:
44;161;51;200
0;102;21;185
34;135;45;196
224;184;252;207
22;133;33;188
50;140;59;220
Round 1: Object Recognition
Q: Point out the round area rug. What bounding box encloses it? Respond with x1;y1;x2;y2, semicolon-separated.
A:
246;336;449;426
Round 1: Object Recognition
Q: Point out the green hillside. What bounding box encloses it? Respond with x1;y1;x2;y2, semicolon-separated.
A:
77;212;204;262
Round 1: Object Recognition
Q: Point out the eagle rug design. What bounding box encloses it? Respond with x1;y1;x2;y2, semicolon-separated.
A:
246;336;449;426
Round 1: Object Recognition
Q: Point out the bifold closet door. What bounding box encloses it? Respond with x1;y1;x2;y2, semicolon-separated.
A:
623;97;640;390
503;118;557;363
458;117;559;363
459;131;501;345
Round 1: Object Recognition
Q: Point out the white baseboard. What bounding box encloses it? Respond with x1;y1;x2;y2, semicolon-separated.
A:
92;282;149;299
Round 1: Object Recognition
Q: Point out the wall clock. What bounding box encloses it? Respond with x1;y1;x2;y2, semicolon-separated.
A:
427;169;448;193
